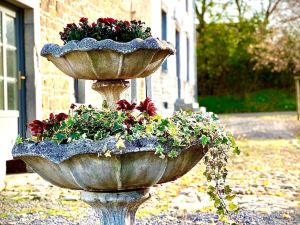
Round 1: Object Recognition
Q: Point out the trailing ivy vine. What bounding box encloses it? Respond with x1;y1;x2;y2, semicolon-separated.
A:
19;98;240;223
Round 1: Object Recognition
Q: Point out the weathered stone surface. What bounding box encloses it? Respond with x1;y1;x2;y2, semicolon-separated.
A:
40;37;175;81
12;137;200;164
81;189;150;225
39;0;153;114
92;80;130;110
12;138;206;191
41;37;174;57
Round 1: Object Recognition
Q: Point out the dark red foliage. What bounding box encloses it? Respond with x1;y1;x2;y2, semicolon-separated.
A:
60;17;151;44
123;21;130;27
98;17;116;24
49;113;54;120
28;112;68;137
116;100;136;111
138;117;145;125
54;113;68;123
66;23;77;29
70;103;77;110
28;120;46;136
79;17;88;23
136;97;157;116
124;114;136;129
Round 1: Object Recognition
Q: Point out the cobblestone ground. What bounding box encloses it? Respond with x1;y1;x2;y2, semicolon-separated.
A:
0;112;299;225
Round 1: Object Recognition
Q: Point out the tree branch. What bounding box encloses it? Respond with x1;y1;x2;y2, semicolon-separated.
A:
195;0;207;35
235;0;242;17
264;0;283;23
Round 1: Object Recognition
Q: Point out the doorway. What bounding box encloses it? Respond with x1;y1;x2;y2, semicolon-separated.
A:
0;2;26;162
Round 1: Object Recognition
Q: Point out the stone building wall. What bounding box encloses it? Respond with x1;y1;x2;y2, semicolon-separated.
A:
150;0;198;115
39;0;198;117
39;0;151;118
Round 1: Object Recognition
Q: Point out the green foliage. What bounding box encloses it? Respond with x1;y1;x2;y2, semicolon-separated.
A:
15;135;23;145
197;19;263;96
25;102;239;219
199;88;296;113
60;17;151;44
196;0;296;97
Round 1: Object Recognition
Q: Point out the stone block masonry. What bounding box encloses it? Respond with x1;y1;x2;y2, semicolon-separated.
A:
40;0;151;117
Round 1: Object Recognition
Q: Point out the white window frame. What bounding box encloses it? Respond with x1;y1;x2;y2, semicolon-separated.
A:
5;0;42;126
0;6;18;112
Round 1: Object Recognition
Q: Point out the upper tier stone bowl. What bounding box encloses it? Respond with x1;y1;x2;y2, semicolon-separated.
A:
12;137;207;191
41;37;175;80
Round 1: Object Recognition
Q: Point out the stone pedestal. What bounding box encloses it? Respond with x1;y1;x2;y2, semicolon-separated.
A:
81;188;150;225
92;80;130;110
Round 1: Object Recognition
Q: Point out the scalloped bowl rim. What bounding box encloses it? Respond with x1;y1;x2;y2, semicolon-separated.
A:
12;137;203;164
41;37;175;57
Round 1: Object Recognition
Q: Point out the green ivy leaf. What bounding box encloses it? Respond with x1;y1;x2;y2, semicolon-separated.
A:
15;135;23;145
194;127;200;136
82;113;89;121
222;136;229;144
80;133;87;139
214;198;222;207
200;135;210;145
158;137;166;142
224;185;232;194
115;138;125;149
168;150;179;158
217;206;225;216
59;121;67;130
226;194;236;201
229;202;238;211
211;114;219;121
155;145;164;155
66;117;74;127
55;133;66;143
233;147;241;155
112;122;123;133
70;132;80;140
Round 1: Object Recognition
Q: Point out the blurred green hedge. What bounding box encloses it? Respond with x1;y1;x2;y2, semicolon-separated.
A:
199;89;296;114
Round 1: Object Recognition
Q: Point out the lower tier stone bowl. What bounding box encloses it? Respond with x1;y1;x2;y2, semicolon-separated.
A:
12;137;207;191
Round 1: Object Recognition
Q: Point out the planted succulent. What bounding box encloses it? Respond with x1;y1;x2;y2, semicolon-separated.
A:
59;17;152;44
20;98;240;223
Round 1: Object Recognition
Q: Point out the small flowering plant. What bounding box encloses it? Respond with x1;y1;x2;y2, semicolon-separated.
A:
28;112;68;140
59;17;152;44
21;98;240;223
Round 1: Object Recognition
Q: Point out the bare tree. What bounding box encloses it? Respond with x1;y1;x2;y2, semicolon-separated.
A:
263;0;283;23
251;0;300;74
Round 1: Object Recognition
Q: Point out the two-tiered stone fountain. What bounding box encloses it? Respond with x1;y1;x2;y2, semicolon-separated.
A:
12;37;207;225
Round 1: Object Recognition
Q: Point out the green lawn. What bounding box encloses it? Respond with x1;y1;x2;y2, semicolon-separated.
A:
199;89;296;114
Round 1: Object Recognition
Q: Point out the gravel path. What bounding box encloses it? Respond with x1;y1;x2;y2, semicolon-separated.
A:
220;111;299;139
1;209;299;225
0;112;299;225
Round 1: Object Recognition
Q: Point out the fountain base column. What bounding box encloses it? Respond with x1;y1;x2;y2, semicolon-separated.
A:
92;80;130;110
81;188;150;225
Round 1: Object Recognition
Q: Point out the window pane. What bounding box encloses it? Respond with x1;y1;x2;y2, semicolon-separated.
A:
0;79;4;110
7;81;18;110
6;49;17;78
161;11;167;70
0;47;2;76
6;15;16;46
